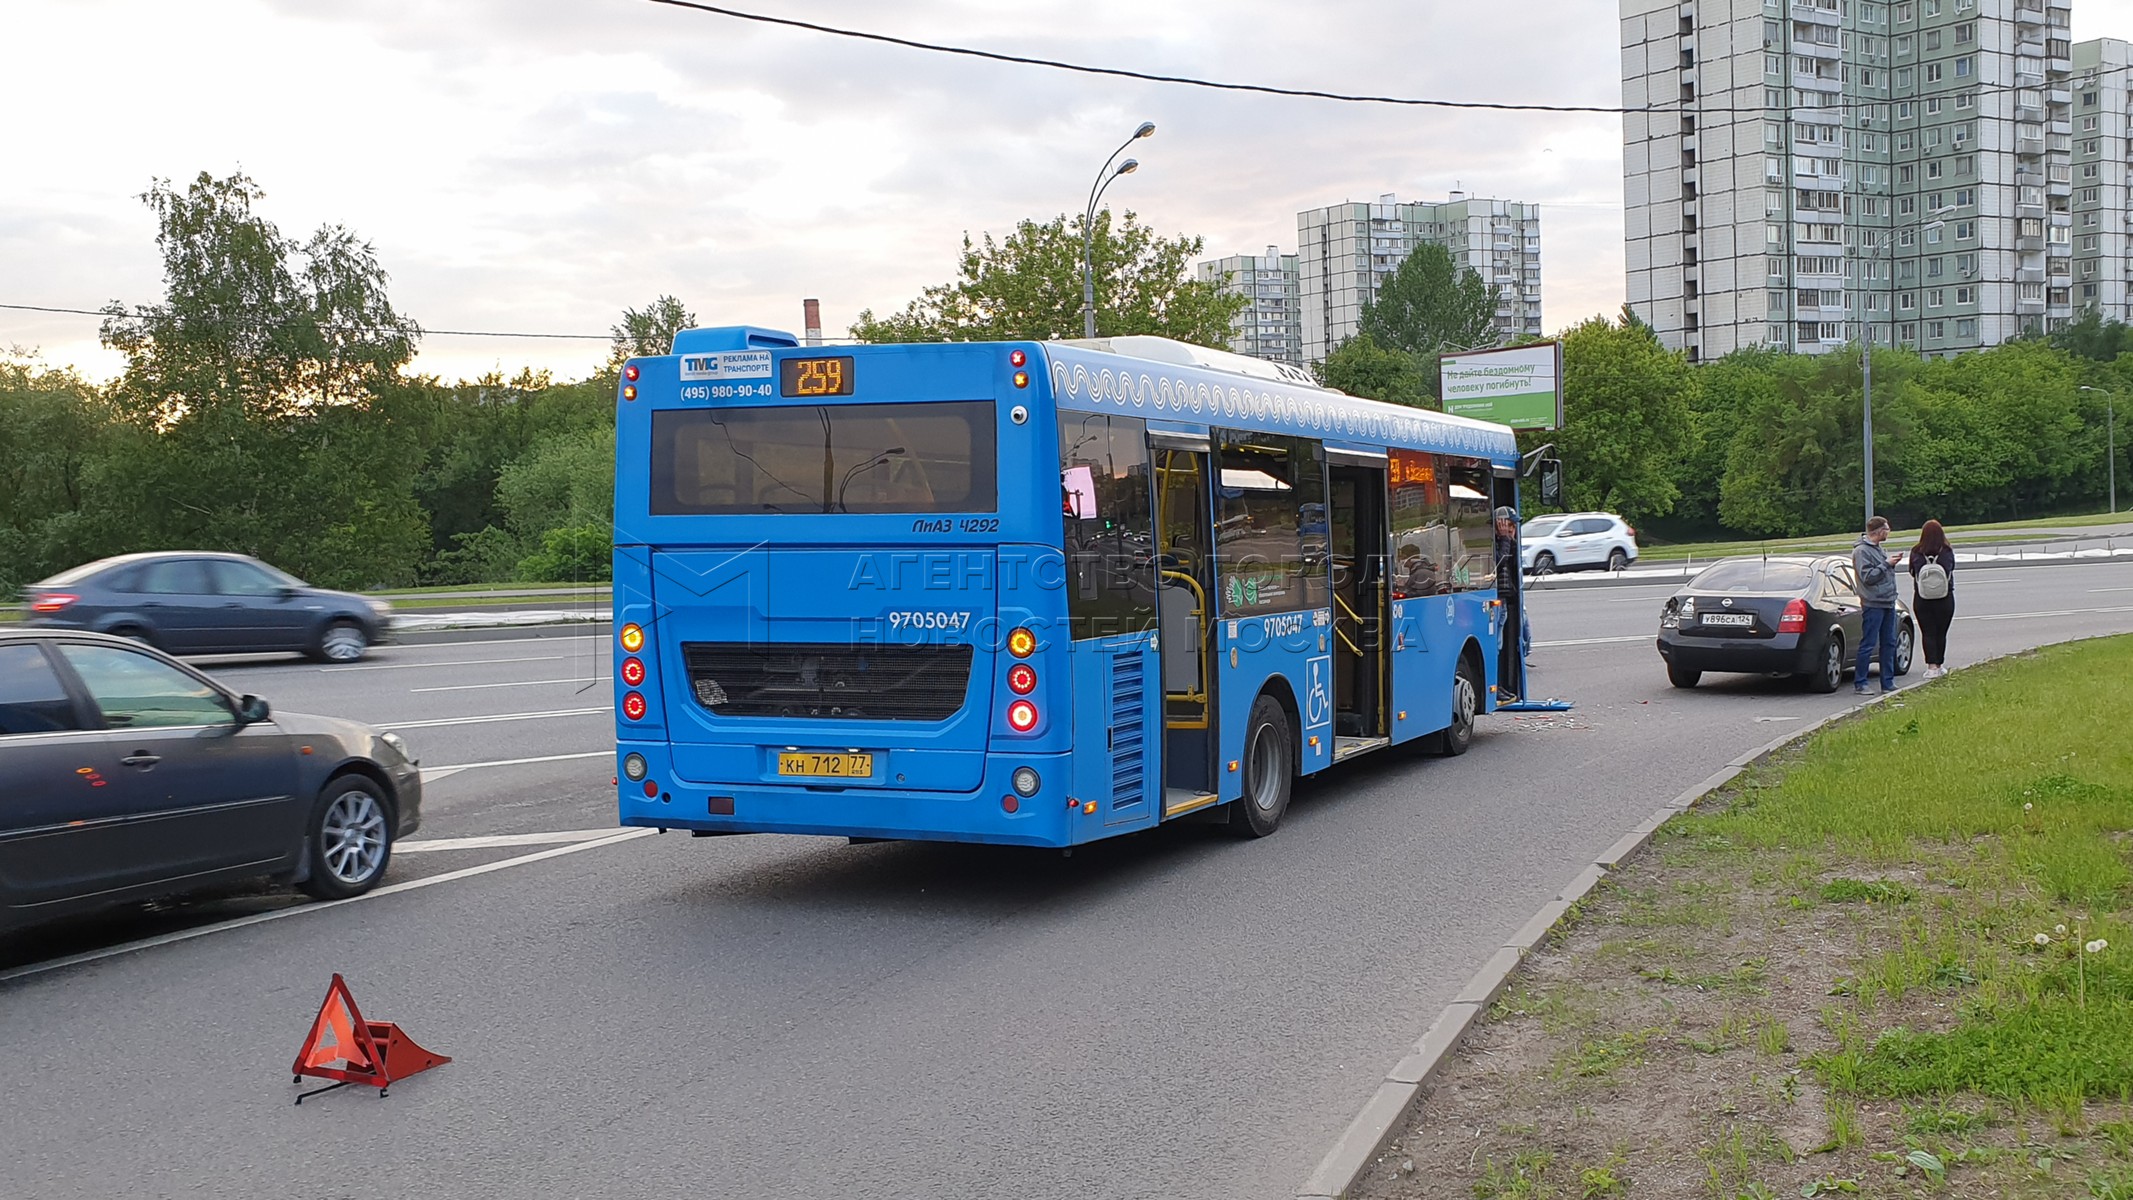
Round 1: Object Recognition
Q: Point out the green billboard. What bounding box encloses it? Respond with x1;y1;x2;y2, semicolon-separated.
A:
1438;343;1563;430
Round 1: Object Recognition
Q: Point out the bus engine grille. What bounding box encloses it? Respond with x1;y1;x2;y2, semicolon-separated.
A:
680;642;975;721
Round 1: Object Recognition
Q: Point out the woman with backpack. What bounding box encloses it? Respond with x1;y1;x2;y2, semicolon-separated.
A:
1908;519;1957;678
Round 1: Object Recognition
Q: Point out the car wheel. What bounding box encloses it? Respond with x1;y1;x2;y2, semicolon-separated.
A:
298;776;394;900
1608;547;1629;571
1808;632;1845;694
1667;661;1701;689
312;620;370;663
1227;694;1294;838
1894;621;1915;677
1533;551;1556;574
108;624;158;649
1440;656;1482;756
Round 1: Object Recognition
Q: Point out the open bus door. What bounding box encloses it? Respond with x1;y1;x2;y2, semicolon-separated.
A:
1492;466;1572;713
1328;451;1390;760
1151;433;1220;811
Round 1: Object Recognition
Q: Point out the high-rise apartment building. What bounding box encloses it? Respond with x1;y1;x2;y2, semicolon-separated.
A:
1195;246;1303;364
2071;39;2132;321
1295;193;1544;366
1622;0;2080;361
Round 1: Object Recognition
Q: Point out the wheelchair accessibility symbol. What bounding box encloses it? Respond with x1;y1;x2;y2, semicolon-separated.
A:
1305;656;1331;726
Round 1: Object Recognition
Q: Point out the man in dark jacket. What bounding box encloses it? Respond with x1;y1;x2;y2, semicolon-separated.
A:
1852;515;1905;695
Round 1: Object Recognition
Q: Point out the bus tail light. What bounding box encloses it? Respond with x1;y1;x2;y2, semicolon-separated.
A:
623;385;638;401
1007;663;1036;694
30;593;77;613
620;623;646;653
1007;700;1038;733
1011;766;1041;796
1779;599;1809;634
1013;371;1029;389
623;753;648;780
621;657;646;686
623;692;648;721
624;364;641;382
1007;627;1036;658
1009;349;1027;368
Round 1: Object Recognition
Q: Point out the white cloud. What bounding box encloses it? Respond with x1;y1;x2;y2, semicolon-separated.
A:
7;0;2133;382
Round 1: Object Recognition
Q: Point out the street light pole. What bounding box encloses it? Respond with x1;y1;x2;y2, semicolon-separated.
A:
2082;385;2117;513
1081;122;1155;339
1860;204;1956;523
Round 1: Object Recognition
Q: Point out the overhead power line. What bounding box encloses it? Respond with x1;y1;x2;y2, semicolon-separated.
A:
0;302;610;341
646;0;2133;119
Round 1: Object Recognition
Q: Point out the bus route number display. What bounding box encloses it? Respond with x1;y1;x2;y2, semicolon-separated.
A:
781;356;854;397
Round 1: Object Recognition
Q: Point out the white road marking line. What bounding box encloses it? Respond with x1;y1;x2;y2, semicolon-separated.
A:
2092;586;2133;593
397;829;625;853
385;705;611;730
322;654;574;673
410;676;602;693
1957;603;2133;622
1534;635;1649;647
0;830;655;985
418;750;610;784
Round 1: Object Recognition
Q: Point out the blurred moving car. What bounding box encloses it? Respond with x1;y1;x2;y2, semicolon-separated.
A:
1655;554;1914;691
22;552;392;662
0;629;421;935
1521;513;1639;574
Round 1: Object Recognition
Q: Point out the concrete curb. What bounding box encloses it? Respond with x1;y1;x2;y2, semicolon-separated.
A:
1293;685;1922;1200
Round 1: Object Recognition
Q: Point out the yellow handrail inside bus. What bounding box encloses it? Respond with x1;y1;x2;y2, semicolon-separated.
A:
1160;568;1211;730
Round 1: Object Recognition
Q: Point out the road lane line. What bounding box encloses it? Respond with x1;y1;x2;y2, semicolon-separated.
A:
385;705;611;730
1956;603;2133;622
418;750;610;785
1535;635;1649;647
321;654;575;673
398;829;625;853
0;830;655;985
411;676;602;693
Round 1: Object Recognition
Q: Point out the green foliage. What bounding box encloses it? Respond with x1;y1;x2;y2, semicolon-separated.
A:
849;210;1243;345
1819;878;1918;904
1357;241;1500;361
1315;330;1433;407
1557;308;1698;525
0;355;130;593
516;524;611;584
609;294;696;366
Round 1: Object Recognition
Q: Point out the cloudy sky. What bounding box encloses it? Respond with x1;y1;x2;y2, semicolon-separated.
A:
5;0;2131;383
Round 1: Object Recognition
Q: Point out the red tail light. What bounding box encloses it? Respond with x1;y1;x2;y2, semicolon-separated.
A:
30;593;77;613
1626;526;1636;538
1006;700;1038;732
1779;598;1808;634
621;657;646;686
623;692;648;720
1007;663;1037;695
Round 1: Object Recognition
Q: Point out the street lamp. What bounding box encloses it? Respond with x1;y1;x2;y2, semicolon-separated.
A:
1082;121;1155;339
1859;204;1957;522
2080;385;2118;514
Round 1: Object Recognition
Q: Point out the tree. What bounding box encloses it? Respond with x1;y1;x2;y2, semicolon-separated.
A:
849;211;1244;345
91;171;429;588
0;354;131;593
2050;308;2132;363
609;295;697;366
1357;242;1500;361
1315;332;1433;407
1555;307;1698;526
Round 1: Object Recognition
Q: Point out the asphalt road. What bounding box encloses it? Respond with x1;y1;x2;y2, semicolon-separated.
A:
6;560;2133;1200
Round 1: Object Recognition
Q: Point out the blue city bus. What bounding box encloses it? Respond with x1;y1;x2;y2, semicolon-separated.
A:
611;326;1529;847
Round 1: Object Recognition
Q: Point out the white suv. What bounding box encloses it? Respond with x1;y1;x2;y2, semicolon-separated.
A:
1521;512;1640;574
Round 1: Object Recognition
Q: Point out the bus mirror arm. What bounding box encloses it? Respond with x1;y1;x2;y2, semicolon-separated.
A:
1519;443;1557;477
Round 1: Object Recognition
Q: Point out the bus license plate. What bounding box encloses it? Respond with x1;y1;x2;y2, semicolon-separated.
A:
1701;613;1754;627
778;751;873;778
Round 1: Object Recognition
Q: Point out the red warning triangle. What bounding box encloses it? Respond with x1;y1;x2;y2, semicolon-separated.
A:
293;974;382;1078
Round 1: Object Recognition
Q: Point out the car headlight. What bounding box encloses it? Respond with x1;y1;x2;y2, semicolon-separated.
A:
379;731;413;762
366;598;393;616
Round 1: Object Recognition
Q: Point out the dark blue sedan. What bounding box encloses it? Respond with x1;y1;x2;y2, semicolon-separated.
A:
21;552;392;662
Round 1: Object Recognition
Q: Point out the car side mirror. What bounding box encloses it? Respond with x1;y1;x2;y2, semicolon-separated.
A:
236;694;271;725
278;585;299;600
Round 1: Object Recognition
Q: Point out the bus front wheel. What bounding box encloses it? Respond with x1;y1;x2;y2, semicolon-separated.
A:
1440;657;1481;756
1228;694;1294;838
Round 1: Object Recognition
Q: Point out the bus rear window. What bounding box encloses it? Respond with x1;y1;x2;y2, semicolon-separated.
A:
650;402;998;515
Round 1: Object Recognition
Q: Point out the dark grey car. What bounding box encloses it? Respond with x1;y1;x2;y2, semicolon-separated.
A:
0;629;422;935
22;552;393;662
1655;554;1915;692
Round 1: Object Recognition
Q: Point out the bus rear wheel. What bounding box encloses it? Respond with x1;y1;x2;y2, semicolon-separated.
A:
1228;694;1294;838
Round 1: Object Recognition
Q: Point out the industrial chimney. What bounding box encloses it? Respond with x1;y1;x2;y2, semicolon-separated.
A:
802;299;823;347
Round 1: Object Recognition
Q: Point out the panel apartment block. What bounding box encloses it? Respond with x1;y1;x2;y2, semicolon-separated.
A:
1195;247;1304;364
1295;193;1544;365
1624;0;2081;360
